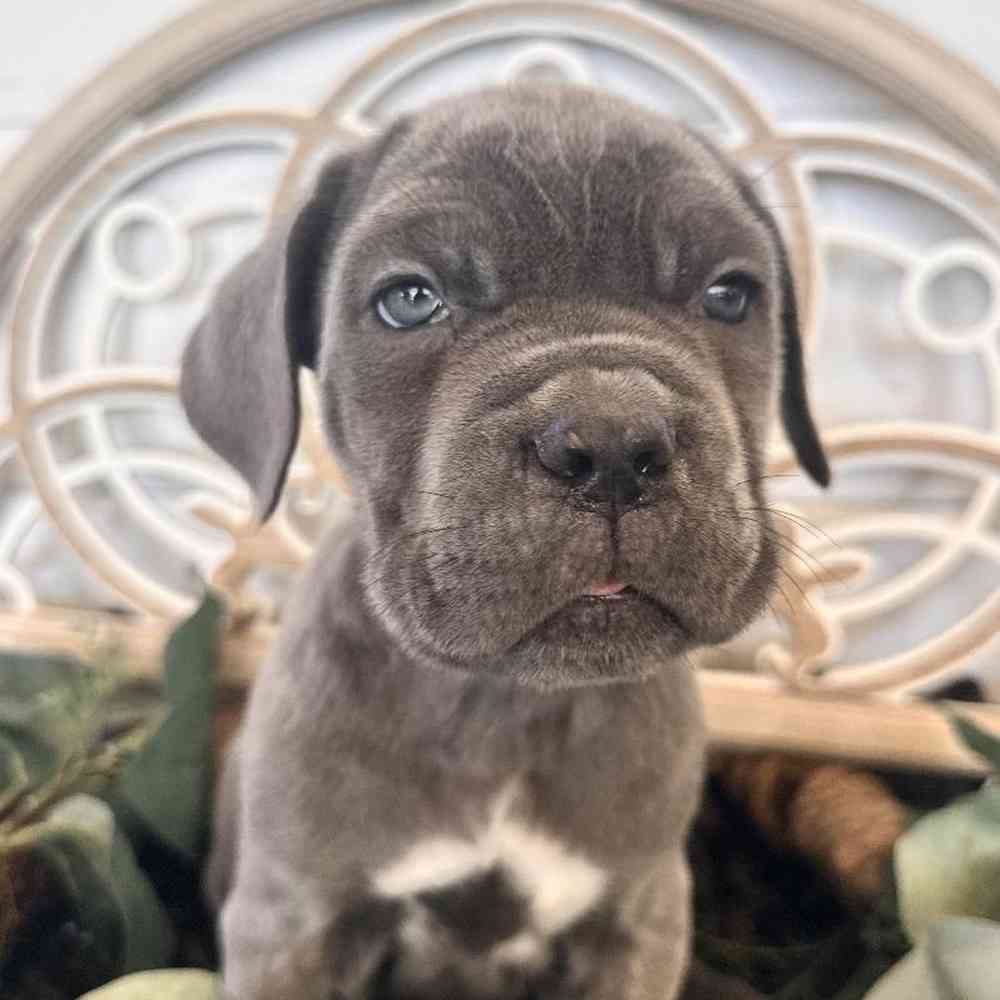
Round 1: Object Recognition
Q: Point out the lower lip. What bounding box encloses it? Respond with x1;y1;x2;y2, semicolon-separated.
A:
573;588;688;636
525;587;689;646
564;587;685;631
580;585;638;603
583;580;630;599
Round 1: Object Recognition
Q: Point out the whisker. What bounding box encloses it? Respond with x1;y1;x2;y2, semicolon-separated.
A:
359;522;476;575
717;511;828;583
411;489;461;501
363;550;462;595
729;472;800;490
769;578;797;618
743;505;841;550
775;560;811;609
409;486;578;506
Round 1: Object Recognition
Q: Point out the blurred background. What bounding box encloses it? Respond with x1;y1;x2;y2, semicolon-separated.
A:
3;0;1000;165
0;0;999;740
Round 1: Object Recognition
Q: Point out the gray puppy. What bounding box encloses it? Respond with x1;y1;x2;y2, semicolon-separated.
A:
181;84;829;1000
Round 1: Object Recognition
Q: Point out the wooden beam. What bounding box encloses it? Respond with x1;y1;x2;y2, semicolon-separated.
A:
2;607;998;774
0;606;268;686
700;678;1000;775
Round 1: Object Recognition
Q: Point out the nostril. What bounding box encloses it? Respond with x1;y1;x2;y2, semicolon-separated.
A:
633;449;668;479
534;427;597;484
564;448;594;481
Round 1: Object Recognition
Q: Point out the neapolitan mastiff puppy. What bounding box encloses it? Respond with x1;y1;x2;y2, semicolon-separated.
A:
181;84;829;1000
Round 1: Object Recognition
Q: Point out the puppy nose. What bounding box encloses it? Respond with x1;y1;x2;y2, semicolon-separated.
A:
533;416;673;509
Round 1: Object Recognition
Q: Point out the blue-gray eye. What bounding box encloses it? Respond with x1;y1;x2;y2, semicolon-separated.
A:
703;274;759;324
376;282;449;329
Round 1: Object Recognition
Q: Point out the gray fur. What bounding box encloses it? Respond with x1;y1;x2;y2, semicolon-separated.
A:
181;84;827;1000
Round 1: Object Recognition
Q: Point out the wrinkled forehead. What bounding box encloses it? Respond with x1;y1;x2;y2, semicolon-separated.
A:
347;90;777;303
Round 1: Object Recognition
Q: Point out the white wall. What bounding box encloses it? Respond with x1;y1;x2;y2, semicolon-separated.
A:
2;0;1000;170
0;0;198;164
869;0;1000;87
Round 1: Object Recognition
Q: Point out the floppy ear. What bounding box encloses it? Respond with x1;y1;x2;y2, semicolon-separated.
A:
180;155;354;521
727;166;830;488
729;172;831;487
773;242;831;488
682;128;831;487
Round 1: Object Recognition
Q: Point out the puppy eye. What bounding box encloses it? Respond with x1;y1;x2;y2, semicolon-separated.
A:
702;273;759;324
375;281;450;329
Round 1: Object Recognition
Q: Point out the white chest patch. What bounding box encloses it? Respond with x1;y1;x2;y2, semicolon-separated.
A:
372;783;608;938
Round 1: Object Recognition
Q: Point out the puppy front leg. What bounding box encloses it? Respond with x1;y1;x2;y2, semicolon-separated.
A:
590;944;761;1000
220;877;399;1000
555;854;692;1000
580;921;689;1000
594;867;763;1000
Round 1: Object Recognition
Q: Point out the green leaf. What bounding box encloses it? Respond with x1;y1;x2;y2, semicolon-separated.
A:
0;649;167;834
34;795;175;971
114;592;222;860
863;917;1000;1000
78;968;220;999
862;949;935;1000
949;714;1000;772
0;794;175;995
0;732;29;817
927;917;1000;998
894;784;1000;943
0;653;95;801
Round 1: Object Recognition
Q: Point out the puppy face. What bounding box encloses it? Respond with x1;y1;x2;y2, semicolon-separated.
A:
182;85;828;688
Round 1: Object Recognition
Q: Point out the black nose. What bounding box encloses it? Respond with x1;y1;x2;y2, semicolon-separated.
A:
533;416;674;510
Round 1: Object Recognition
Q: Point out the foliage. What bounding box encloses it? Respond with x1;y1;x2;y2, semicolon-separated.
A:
862;917;1000;1000
78;968;220;999
2;597;999;999
893;714;1000;944
691;775;910;999
858;713;1000;999
0;593;221;999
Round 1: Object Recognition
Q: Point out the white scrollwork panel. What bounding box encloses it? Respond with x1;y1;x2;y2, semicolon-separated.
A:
1;0;999;705
2;116;308;615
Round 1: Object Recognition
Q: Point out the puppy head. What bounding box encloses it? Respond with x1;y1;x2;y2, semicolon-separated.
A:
181;85;829;688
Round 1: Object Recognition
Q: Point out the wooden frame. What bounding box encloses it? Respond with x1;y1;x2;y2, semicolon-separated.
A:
1;0;1000;773
0;604;994;774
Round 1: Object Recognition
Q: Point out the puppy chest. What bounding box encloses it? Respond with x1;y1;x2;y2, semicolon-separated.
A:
371;794;609;992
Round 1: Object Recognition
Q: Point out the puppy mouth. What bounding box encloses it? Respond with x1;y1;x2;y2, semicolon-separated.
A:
580;578;630;599
572;579;689;635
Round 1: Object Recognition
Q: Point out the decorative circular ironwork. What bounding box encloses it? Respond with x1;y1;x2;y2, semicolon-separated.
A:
1;0;999;701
